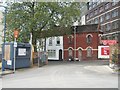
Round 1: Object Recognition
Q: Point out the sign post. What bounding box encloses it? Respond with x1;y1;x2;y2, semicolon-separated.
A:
13;29;19;73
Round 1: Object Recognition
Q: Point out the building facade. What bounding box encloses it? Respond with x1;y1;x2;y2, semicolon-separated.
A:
46;36;63;60
63;24;102;61
85;1;120;41
80;2;88;25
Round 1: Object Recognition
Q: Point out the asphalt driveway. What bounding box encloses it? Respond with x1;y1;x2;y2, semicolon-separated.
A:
2;60;118;88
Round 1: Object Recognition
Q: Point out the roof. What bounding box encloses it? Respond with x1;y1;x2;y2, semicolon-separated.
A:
71;24;100;33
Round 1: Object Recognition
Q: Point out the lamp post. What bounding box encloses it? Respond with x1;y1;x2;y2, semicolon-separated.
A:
0;5;7;73
73;20;78;61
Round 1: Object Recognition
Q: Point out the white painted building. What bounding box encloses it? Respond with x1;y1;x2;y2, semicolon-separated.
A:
46;36;63;60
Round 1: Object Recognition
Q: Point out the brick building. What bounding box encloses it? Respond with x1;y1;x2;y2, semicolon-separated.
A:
63;24;103;61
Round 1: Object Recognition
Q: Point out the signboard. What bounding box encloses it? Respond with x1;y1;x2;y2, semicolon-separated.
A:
7;60;12;65
18;48;26;56
101;40;117;45
98;46;110;59
14;30;19;38
14;42;17;47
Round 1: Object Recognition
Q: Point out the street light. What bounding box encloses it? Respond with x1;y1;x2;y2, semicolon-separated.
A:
0;5;7;72
73;20;79;61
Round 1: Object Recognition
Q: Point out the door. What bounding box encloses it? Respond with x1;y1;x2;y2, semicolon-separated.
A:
78;49;82;61
59;49;62;60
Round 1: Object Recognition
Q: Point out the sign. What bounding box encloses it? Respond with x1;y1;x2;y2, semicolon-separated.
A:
18;48;26;56
7;60;12;65
101;40;117;45
14;42;17;47
98;46;110;59
14;30;19;38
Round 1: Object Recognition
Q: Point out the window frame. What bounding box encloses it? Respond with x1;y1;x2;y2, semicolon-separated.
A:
99;6;104;13
94;18;98;24
87;48;92;57
56;37;60;46
105;13;110;20
112;21;119;30
112;10;118;18
105;3;110;10
68;35;73;44
49;37;52;46
106;23;111;31
86;35;92;44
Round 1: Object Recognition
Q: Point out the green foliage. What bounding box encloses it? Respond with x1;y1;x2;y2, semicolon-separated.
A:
5;2;80;44
112;49;118;64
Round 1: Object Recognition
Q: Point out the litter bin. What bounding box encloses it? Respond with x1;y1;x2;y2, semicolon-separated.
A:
3;42;31;69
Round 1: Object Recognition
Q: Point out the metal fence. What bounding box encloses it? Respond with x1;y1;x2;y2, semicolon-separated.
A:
38;51;48;67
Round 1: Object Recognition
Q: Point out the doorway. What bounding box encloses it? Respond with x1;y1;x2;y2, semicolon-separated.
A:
78;49;82;61
59;49;62;60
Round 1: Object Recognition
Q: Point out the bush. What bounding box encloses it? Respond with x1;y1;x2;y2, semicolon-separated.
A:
112;49;118;64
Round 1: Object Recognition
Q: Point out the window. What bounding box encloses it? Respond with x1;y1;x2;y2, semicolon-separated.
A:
68;48;72;57
105;13;110;20
94;18;98;24
89;2;92;6
48;50;56;58
99;6;104;12
86;35;92;44
101;26;104;31
91;20;94;24
49;37;52;46
100;16;104;23
94;9;98;15
90;12;93;18
112;34;115;40
106;23;111;31
105;3;110;10
78;49;82;60
86;14;89;20
87;48;92;57
89;6;92;10
56;37;60;45
112;10;118;18
112;0;118;6
106;36;110;40
112;21;118;29
115;34;118;41
93;3;96;8
111;34;118;40
89;21;91;24
97;0;101;5
68;35;73;44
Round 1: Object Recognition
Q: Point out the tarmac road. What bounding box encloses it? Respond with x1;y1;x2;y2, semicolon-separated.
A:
1;60;118;88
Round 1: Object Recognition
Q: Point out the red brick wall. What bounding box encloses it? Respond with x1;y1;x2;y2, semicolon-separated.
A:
63;32;100;61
